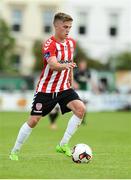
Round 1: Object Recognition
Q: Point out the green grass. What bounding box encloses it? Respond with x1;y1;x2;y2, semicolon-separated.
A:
0;111;131;179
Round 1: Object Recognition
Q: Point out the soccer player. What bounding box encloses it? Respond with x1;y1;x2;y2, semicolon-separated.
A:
9;12;86;161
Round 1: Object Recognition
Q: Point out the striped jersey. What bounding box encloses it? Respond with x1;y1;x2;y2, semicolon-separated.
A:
36;36;76;93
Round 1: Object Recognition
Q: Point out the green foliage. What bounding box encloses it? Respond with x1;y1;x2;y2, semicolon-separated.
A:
0;19;15;71
32;40;43;71
74;43;107;70
108;51;131;70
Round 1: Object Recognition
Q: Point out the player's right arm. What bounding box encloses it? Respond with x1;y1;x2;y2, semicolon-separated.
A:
47;57;76;72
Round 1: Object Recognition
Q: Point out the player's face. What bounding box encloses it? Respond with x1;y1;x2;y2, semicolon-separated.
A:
54;20;72;40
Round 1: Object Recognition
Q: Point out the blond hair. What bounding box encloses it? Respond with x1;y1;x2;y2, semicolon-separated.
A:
53;12;73;23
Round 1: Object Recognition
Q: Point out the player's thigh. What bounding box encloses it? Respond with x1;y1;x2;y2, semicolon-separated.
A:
67;99;86;115
58;88;80;114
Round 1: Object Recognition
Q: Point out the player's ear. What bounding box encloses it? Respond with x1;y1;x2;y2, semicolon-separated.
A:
54;20;62;29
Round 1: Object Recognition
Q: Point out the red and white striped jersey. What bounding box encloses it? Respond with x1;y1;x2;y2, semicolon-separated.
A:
36;36;76;93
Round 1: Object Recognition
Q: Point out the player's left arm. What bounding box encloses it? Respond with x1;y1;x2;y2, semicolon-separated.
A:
69;38;77;88
69;67;73;87
69;64;79;89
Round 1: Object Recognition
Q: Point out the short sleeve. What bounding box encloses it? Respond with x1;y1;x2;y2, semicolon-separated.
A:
72;39;76;49
68;37;76;49
42;39;56;61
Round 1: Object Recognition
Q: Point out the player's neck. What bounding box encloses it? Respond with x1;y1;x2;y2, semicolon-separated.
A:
54;35;66;43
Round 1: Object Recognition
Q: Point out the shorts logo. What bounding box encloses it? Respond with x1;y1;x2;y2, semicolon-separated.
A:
36;103;42;111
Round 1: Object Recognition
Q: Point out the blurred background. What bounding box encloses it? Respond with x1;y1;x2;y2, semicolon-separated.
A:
0;0;131;112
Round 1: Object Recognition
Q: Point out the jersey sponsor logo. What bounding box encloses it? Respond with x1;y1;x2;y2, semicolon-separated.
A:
58;59;72;64
44;52;50;60
36;103;42;111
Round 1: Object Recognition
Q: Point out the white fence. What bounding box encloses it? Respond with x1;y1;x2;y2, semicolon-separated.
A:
77;91;131;111
0;91;131;112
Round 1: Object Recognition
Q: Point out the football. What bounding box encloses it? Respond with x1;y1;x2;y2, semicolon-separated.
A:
72;143;92;163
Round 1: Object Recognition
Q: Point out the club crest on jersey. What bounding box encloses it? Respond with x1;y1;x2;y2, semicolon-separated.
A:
64;46;68;50
36;103;42;111
44;52;50;60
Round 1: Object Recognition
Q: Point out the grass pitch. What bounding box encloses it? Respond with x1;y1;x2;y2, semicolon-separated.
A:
0;111;131;179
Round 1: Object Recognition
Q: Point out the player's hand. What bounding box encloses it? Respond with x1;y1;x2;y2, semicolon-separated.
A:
66;62;77;69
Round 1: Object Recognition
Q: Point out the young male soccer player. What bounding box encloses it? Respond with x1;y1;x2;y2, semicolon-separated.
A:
9;12;86;160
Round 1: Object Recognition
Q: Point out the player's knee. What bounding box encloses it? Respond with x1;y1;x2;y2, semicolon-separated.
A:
75;104;86;119
28;116;41;128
